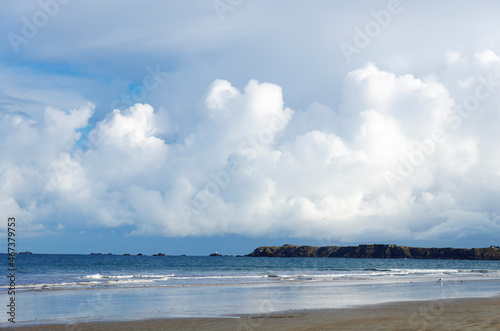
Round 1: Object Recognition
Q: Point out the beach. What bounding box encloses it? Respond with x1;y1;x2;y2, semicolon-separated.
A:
3;255;500;328
4;0;500;329
14;297;500;330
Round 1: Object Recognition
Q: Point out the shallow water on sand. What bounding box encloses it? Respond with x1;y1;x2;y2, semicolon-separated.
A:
1;254;500;326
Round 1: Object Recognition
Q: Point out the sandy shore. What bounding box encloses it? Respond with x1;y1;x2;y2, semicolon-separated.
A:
11;296;500;330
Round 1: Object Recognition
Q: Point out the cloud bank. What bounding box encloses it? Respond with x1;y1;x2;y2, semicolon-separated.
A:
1;51;500;244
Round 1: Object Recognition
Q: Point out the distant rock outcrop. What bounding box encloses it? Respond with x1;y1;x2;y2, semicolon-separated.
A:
246;244;500;260
209;252;223;256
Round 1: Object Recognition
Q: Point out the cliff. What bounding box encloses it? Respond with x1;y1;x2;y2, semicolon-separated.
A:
246;244;500;260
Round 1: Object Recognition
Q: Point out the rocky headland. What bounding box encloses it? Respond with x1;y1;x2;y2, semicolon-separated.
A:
247;244;500;260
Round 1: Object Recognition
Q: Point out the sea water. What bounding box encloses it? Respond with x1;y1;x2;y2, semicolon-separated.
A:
1;254;500;326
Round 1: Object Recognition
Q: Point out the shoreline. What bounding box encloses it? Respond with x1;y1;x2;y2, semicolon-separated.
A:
9;296;500;330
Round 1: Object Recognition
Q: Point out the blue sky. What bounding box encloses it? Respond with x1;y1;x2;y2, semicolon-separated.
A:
1;0;500;255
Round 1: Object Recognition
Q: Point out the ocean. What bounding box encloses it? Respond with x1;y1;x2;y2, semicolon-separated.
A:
2;254;500;326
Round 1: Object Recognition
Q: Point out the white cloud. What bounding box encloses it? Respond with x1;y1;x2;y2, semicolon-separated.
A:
2;51;500;245
475;49;500;66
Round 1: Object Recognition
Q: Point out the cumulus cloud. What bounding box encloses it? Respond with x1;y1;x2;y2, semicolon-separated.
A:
2;52;500;245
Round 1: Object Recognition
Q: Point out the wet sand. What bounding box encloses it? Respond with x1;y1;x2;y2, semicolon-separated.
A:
12;296;500;330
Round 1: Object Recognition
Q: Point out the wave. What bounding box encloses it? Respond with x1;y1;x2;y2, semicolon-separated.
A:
3;268;500;293
50;269;500;284
83;273;174;280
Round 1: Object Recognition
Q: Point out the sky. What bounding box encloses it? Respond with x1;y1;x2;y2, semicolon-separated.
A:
1;0;500;255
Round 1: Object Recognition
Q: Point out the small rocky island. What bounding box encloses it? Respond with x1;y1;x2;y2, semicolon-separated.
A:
247;244;500;260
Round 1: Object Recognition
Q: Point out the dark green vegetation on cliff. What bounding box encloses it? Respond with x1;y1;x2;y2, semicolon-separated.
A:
247;244;500;260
